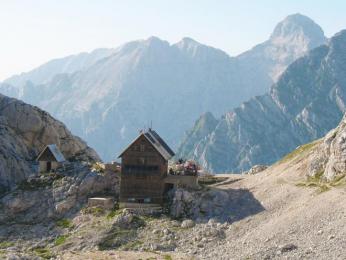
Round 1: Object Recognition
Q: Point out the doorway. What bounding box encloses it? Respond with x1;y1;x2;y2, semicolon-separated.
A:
47;161;52;172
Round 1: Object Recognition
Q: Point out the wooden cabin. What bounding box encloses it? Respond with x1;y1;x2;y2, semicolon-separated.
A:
118;129;175;207
36;144;66;173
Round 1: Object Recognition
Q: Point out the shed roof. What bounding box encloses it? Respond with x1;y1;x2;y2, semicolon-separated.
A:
118;129;175;161
36;144;66;163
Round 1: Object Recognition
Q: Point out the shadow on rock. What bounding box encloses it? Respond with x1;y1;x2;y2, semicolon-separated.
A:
168;187;265;223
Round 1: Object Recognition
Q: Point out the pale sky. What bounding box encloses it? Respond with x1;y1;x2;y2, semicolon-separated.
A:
0;0;345;81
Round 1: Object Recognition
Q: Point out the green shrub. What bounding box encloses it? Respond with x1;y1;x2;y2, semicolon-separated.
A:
54;235;68;246
33;247;54;259
0;241;14;249
56;218;73;228
82;206;105;216
107;209;122;220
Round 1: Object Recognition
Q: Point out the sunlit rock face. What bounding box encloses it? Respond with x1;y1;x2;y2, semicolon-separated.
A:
0;94;100;189
177;30;346;173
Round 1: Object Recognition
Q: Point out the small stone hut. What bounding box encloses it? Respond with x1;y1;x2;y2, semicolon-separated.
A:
36;144;66;173
118;129;175;207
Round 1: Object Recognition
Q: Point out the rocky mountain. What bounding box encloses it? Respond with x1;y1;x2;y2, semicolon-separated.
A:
237;13;326;91
0;14;326;161
177;29;346;173
0;94;100;191
4;48;115;90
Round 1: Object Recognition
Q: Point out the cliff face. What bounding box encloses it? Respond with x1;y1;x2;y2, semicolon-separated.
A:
177;30;346;173
0;94;100;190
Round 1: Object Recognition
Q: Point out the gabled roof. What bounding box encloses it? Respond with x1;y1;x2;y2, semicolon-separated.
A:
118;129;175;161
36;144;66;163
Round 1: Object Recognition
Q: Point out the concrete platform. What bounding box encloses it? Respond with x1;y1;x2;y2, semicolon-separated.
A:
88;197;115;209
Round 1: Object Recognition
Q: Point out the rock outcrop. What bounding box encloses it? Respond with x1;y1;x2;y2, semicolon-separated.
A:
0;94;100;190
308;114;346;181
246;165;268;175
177;29;346;173
168;187;264;223
0;163;119;224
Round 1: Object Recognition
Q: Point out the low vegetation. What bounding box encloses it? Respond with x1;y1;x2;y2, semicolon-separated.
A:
55;235;68;246
56;218;73;229
107;209;123;219
82;206;106;216
32;247;54;259
296;172;346;193
163;255;173;260
0;241;14;249
279;141;318;163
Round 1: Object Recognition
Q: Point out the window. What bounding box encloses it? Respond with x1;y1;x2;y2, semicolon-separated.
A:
140;144;145;152
123;164;159;173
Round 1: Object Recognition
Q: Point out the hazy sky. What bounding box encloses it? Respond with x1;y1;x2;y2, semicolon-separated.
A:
0;0;345;81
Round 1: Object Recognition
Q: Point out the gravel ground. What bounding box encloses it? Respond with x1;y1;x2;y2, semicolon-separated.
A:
1;149;345;259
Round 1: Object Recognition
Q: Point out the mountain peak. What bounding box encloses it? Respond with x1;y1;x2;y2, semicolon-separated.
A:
270;13;325;42
175;37;201;50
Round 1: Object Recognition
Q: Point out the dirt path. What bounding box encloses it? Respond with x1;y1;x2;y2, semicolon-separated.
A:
199;159;346;259
61;250;190;260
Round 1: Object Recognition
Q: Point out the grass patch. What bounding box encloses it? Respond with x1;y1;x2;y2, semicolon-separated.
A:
55;235;68;246
33;247;54;259
296;173;346;193
163;255;173;260
56;218;73;228
0;241;14;249
279;141;317;163
107;209;122;220
330;174;346;187
82;206;105;216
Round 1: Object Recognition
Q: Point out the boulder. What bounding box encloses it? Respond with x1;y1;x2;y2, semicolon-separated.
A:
247;165;268;175
181;219;195;228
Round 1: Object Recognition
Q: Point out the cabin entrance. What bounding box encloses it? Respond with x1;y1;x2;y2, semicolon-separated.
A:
47;161;52;172
164;183;174;193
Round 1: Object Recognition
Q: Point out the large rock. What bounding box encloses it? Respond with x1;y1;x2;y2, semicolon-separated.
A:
308;114;346;181
0;94;100;189
0;164;119;224
247;165;268;175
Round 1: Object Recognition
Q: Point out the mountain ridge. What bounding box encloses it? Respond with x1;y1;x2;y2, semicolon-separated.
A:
177;29;346;173
0;14;327;161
